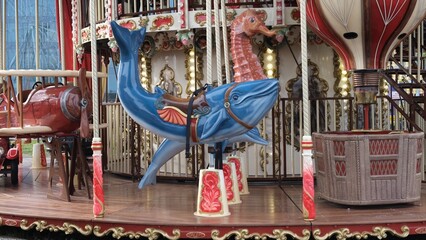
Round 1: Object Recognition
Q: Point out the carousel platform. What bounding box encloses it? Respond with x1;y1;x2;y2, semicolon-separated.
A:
0;158;425;240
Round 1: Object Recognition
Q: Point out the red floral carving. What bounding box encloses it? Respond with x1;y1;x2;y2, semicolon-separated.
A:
119;20;136;30
152;16;174;31
223;164;234;201
228;157;243;191
195;13;215;26
200;172;222;213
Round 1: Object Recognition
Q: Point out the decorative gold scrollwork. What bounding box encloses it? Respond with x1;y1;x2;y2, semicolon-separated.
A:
273;101;281;176
211;228;311;240
139;55;152;91
313;226;410;240
157;64;182;97
93;226;180;239
285;59;329;150
20;220;92;236
139;16;149;27
259;120;269;173
333;51;352;131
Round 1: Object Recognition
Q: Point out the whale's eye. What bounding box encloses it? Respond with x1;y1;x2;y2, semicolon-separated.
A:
232;94;239;101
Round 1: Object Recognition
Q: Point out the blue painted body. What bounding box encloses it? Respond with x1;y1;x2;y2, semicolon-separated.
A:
111;22;279;189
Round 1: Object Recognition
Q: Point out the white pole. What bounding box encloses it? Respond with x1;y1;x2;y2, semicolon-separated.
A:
220;0;230;84
90;3;99;139
300;0;315;221
214;0;222;86
206;0;212;84
35;0;40;72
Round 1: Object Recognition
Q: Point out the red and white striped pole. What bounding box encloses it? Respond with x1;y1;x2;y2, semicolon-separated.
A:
301;136;315;220
300;0;315;221
90;0;104;218
92;138;104;217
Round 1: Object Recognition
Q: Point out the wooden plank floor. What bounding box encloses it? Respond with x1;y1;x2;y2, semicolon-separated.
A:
0;158;425;239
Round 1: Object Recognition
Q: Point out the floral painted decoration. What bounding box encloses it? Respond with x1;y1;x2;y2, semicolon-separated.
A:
75;45;85;64
275;28;288;43
176;31;194;46
108;39;118;52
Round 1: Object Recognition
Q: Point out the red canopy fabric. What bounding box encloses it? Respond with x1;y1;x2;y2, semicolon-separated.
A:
55;0;92;82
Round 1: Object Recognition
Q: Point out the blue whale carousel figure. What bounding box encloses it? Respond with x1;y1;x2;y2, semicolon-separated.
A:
110;9;279;217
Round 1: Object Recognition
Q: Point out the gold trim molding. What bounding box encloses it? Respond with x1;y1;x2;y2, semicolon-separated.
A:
12;219;412;240
20;219;92;236
93;226;180;239
211;228;311;240
312;226;410;240
19;219;181;239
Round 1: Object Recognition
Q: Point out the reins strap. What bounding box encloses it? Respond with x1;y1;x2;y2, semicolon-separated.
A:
185;85;208;159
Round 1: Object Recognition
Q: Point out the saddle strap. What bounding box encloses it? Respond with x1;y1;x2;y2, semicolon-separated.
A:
186;85;209;159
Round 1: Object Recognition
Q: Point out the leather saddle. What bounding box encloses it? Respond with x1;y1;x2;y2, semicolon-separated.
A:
160;91;209;115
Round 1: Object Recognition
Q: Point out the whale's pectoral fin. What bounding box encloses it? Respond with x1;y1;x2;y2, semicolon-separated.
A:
138;139;186;189
200;109;229;140
243;127;269;145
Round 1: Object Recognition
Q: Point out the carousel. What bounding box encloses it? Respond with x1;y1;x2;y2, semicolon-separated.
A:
0;0;426;239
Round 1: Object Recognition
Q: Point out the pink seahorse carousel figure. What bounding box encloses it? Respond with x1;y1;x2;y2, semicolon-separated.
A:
230;9;276;83
196;10;278;209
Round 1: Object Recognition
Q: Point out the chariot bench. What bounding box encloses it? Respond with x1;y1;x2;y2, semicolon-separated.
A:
313;131;424;205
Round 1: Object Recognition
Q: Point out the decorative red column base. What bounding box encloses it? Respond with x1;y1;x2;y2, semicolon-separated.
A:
227;155;249;195
92;137;105;218
223;161;241;205
302;136;315;221
194;168;230;217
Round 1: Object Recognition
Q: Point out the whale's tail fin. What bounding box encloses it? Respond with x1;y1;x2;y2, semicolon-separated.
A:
110;21;146;56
